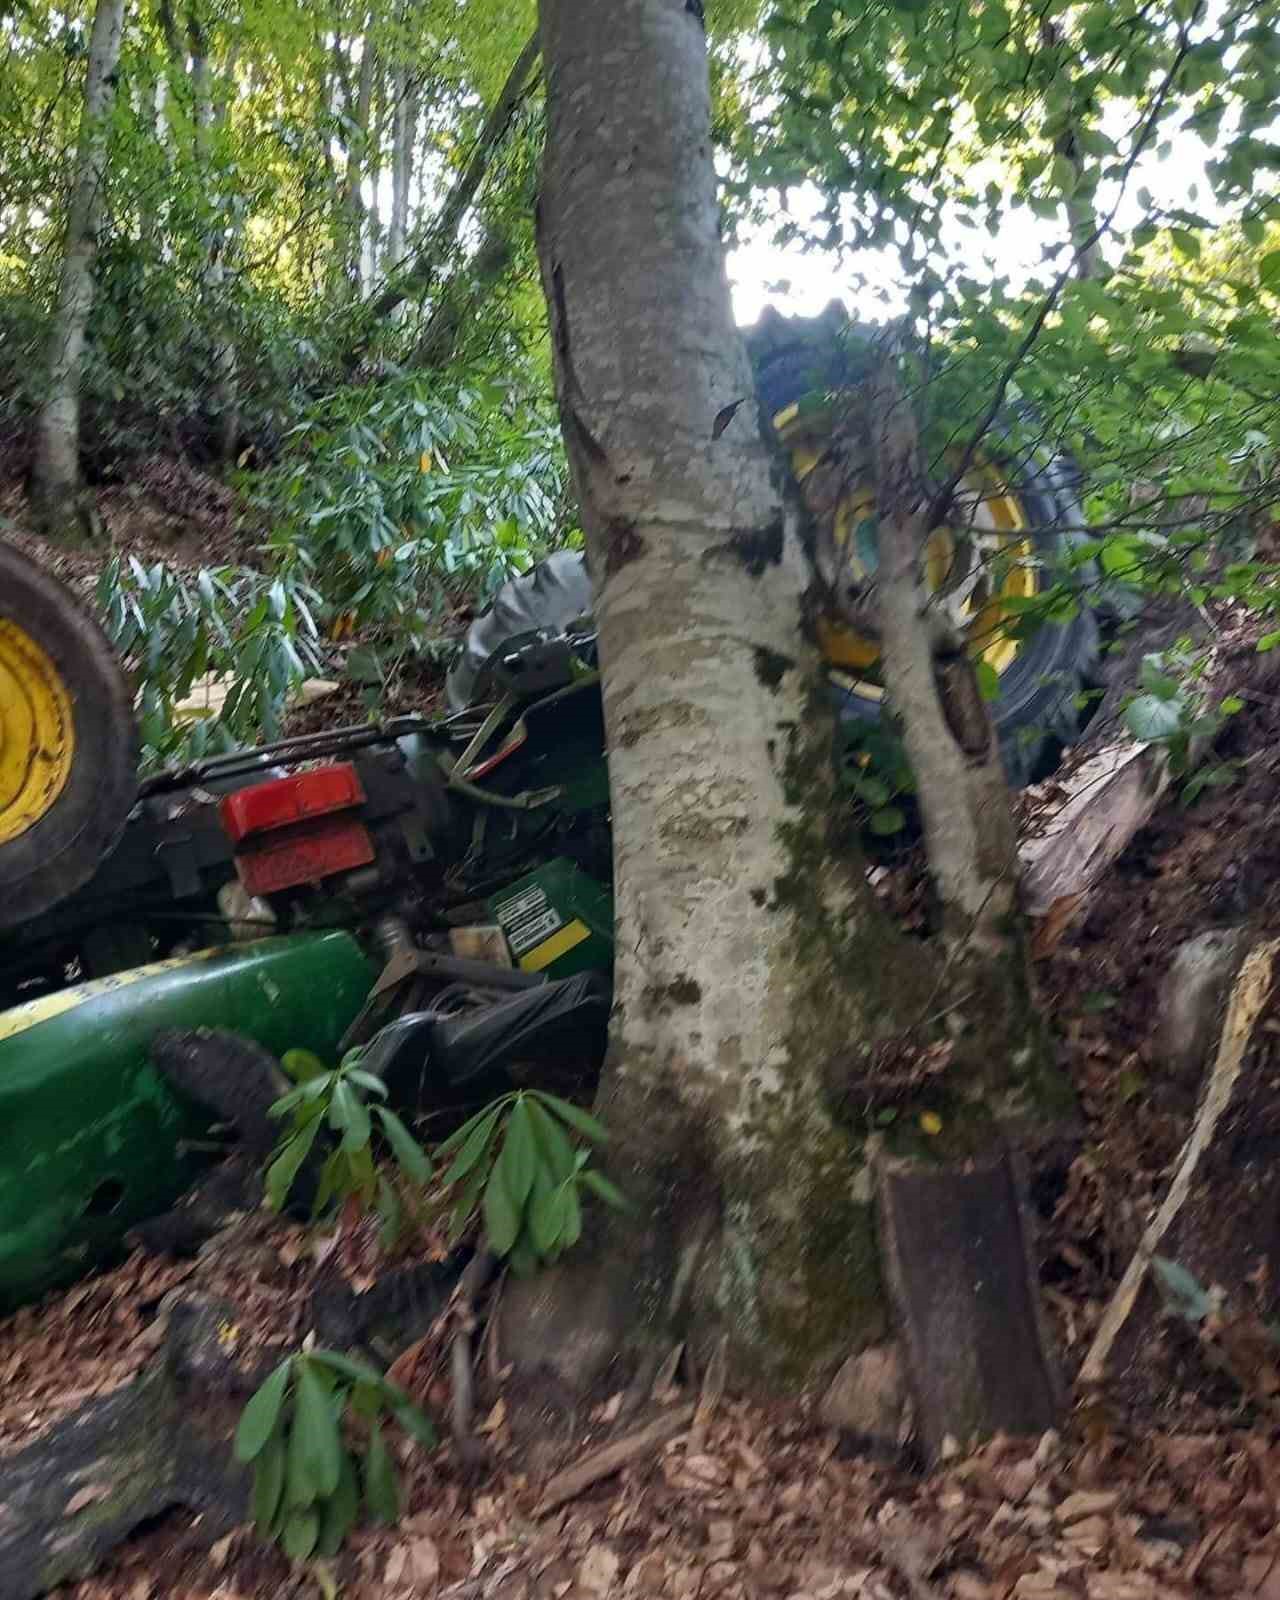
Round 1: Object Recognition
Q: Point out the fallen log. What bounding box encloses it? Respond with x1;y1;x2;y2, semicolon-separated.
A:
0;1295;252;1600
1018;735;1172;928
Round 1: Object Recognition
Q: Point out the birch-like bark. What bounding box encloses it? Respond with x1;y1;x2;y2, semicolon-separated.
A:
386;62;414;275
30;0;126;538
343;21;376;292
865;353;1050;1097
361;29;539;324
516;0;935;1388
188;11;240;465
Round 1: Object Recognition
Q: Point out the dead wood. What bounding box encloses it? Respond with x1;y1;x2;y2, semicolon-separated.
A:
875;1145;1061;1462
449;1249;497;1471
1018;627;1232;940
0;1294;252;1600
1080;938;1280;1387
533;1402;695;1517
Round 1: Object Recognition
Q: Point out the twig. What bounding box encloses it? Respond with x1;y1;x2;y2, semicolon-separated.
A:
449;1250;496;1468
879;1525;946;1600
1079;939;1279;1385
533;1403;696;1517
687;1334;727;1453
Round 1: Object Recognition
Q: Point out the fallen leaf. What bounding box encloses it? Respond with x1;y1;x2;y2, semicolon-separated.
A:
577;1543;620;1596
1056;1489;1120;1523
65;1484;111;1515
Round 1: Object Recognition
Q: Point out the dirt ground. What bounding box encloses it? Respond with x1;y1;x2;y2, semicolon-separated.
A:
5;475;1280;1598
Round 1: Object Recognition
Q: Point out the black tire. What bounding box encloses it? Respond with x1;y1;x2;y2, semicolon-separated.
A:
451;305;1100;786
746;304;1099;787
446;549;595;712
828;438;1099;788
0;543;138;927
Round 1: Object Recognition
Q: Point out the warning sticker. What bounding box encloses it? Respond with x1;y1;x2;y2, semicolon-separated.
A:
493;884;565;957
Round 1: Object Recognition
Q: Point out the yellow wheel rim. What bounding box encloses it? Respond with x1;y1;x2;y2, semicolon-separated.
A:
0;621;75;844
775;403;1039;702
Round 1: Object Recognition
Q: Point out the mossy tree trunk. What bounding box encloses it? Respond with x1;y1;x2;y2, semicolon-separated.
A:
514;0;1066;1408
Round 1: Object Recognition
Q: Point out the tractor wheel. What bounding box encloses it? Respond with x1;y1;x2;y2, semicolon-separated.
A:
450;305;1099;788
0;543;138;927
748;303;1100;788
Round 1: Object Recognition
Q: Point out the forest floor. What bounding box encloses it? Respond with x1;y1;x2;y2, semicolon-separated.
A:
5;472;1280;1600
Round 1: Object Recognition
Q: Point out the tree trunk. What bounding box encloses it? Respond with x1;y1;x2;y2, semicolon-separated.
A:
504;0;1068;1438
356;29;539;332
362;58;386;291
863;350;1052;1103
0;1296;250;1600
343;21;376;293
189;11;240;467
29;0;125;541
387;62;414;276
515;0;937;1398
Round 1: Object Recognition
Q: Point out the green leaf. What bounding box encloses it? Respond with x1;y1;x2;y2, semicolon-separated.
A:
331;1080;371;1152
1220;696;1244;715
509;1232;541;1276
282;1507;320;1561
376;1173;403;1249
363;1423;400;1523
317;1451;360;1557
266;1119;321;1213
308;1348;387;1389
439;1104;504;1188
375;1106;432;1184
869;806;906;836
1152;1255;1213;1323
483;1163;522;1256
526;1097;577;1182
346;1069;389;1098
268;1084;311;1119
1259;251;1280;293
560;1179;583;1250
1170;228;1201;260
295;1360;343;1499
350;1380;382;1419
529;1177;568;1256
252;1432;287;1532
975;661;1000;702
580;1168;629;1212
531;1092;610;1146
236;1357;293;1462
448;1160;489;1243
851;774;891;807
1257;630;1280;652
391;1400;438;1450
281;1048;328;1082
498;1097;537;1212
313;1149;345;1216
1124;693;1184;743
